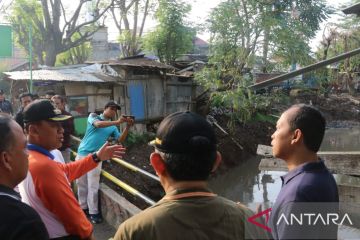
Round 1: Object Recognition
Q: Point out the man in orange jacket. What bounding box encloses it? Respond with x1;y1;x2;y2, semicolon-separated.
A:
19;99;126;239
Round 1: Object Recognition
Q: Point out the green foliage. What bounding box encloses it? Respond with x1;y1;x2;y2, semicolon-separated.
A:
124;132;155;148
143;0;195;64
208;0;263;73
8;0;45;64
314;1;360;94
270;0;332;68
208;87;288;130
205;0;332;81
56;33;92;66
253;112;278;124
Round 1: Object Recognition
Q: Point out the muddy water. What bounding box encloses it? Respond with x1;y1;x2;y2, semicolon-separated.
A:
208;127;360;237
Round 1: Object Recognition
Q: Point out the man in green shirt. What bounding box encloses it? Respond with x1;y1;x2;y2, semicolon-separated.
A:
114;111;267;240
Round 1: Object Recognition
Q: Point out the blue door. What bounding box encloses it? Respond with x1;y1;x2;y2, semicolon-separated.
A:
128;82;145;120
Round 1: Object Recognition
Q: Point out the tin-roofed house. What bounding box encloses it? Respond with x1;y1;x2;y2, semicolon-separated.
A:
4;56;197;134
105;56;196;124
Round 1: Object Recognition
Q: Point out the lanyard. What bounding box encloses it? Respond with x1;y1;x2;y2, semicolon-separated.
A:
162;191;217;201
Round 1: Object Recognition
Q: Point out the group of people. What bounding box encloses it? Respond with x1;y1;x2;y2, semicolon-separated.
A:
0;87;339;240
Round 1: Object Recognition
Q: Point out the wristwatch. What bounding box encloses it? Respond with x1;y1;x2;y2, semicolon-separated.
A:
92;152;101;163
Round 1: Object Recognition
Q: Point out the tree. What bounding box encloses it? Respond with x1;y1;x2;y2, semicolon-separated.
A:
265;0;332;72
56;33;92;66
9;0;45;64
143;0;195;64
200;0;332;90
110;0;156;57
205;0;265;89
9;0;113;66
316;7;360;95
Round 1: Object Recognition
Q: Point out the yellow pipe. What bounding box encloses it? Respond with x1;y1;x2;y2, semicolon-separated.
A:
101;170;155;205
70;138;157;206
112;157;159;182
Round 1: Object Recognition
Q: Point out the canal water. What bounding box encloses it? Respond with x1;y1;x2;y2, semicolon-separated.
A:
209;126;360;238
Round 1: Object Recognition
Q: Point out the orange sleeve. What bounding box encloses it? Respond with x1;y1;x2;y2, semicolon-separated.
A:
32;158;93;239
58;154;98;182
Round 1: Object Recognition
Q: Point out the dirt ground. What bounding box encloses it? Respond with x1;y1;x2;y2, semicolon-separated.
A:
102;93;360;210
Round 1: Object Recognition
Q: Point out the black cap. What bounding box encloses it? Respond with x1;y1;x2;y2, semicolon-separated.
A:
23;99;72;123
105;100;121;110
149;111;217;154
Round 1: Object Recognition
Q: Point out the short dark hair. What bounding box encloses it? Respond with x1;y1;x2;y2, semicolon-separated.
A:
288;104;326;152
0;114;15;153
19;92;33;101
161;149;217;181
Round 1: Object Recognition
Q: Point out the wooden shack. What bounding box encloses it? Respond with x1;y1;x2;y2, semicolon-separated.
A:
4;57;197;134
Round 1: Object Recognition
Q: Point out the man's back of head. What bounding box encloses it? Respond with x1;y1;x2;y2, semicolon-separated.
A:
113;111;268;240
150;111;218;181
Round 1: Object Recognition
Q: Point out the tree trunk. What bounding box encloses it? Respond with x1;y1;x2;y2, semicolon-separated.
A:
344;35;355;95
45;43;57;66
262;23;270;73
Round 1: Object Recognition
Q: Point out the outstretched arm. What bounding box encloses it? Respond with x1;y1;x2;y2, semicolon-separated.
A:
92;114;128;128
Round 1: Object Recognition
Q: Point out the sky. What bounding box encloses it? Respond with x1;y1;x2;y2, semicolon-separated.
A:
0;0;354;51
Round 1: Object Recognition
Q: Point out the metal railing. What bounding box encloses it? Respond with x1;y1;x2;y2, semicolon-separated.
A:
101;170;155;205
70;135;157;206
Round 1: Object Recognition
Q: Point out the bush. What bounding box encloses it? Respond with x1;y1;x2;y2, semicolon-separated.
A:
124;132;155;148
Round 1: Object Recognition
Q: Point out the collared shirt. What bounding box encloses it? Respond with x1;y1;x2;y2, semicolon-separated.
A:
27;144;55;159
0;184;49;240
77;113;120;156
269;160;339;239
19;148;97;239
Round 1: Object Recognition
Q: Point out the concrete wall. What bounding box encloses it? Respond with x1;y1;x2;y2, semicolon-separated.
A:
100;183;141;229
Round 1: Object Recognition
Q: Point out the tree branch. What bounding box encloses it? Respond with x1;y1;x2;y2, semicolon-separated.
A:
65;1;113;42
139;0;149;38
111;5;122;33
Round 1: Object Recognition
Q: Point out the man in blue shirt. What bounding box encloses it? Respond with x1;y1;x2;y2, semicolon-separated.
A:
269;104;339;239
76;100;133;224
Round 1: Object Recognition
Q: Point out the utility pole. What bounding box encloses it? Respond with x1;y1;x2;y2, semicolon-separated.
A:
29;24;33;93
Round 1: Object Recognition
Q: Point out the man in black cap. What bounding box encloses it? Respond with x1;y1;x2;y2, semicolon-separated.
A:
0;89;13;115
76;100;134;224
113;111;267;240
0;113;48;240
19;99;126;239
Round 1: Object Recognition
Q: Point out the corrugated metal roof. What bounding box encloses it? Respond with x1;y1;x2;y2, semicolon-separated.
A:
89;57;174;70
4;64;118;83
